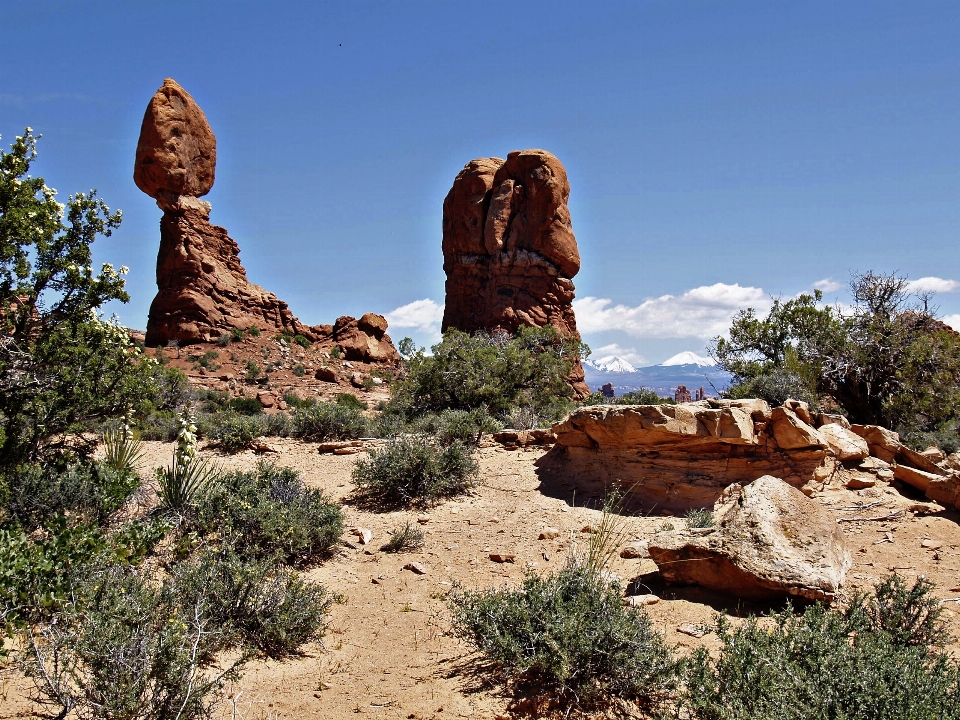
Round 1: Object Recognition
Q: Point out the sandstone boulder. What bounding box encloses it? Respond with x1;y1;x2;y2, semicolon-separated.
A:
333;316;401;364
647;475;851;602
850;424;901;463
819;423;870;461
770;407;828;450
538;402;827;511
134;78;216;204
441;150;587;396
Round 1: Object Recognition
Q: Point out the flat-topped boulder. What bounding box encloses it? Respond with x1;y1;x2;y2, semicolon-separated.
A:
647;475;852;602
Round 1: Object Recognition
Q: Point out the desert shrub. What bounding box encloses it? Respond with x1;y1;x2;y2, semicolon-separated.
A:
137;410;179;441
330;346;342;359
292;401;369;441
685;508;715;529
264;412;293;437
352;435;479;507
169;548;333;658
18;562;240;720
900;421;960;455
193;462;344;565
335;392;367;410
381;521;425;552
283;392;315;410
101;428;145;476
293;363;306;376
228;397;263;415
207;412;266;452
244;359;262;382
294;334;310;348
582;388;674;406
449;563;678;713
681;575;960;720
4;461;139;529
247;326;261;337
409;409;502;445
0;519;106;625
388;327;584;424
231;327;244;342
157;411;220;510
218;332;231;347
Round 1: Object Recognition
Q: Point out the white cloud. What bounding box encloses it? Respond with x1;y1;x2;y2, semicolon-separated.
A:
813;278;843;293
588;343;647;367
943;314;960;331
905;277;960;294
385;298;444;341
573;283;770;340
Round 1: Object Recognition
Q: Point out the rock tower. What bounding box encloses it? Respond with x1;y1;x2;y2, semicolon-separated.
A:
135;78;311;346
441;150;588;396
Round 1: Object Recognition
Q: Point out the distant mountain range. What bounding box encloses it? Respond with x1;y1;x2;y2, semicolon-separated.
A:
583;351;731;398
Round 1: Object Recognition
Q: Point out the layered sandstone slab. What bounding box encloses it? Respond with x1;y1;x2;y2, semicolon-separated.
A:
647;475;852;602
441;150;587;396
538;400;828;511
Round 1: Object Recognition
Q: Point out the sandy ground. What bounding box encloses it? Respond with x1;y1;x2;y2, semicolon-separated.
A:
2;437;960;719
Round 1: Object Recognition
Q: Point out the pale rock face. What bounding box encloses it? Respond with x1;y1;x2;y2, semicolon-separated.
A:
770;407;829;450
647;475;852;602
850;424;901;462
819;423;870;461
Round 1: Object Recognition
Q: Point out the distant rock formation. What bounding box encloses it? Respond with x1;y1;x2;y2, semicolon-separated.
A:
134;78;399;364
441;150;589;397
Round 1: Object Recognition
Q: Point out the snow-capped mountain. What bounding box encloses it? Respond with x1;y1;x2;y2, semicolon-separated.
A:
584;356;637;373
659;351;716;367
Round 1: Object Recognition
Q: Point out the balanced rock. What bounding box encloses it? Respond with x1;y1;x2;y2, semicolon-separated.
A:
647;475;852;602
441;150;588;396
134;78;216;205
333;314;401;363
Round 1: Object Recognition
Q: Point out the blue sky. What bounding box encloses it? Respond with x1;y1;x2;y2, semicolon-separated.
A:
2;1;959;365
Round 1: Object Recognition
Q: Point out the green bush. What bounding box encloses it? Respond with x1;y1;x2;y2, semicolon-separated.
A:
685;508;715;529
228;396;264;415
264;412;293;437
335;392;367;410
409;409;502;445
294;334;310;348
231;327;244;342
169;548;333;659
449;563;678;713
193;462;344;565
681;575;960;720
283;392;316;409
207;412;266;452
293;363;306;376
244;359;262;382
4;461;139;529
218;332;231;347
352;435;479;507
247;326;261;337
381;521;425;552
292;401;369;442
582;388;675;406
388;327;583;423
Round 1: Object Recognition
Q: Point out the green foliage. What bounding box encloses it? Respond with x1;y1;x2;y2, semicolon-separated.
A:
244;359;262;382
448;563;678;713
294;334;310;348
193;462;344;565
169;548;333;659
207;412;265;452
407;409;503;445
381;521;425;552
713;272;960;437
230;327;244;342
4;461;140;529
352;435;479;507
335;392;367;410
388;327;582;423
685;508;715;528
101;427;144;476
247;326;260;337
292;401;369;441
583;388;675;406
0;129;158;467
329;346;342;359
293;363;306;376
228;396;264;415
218;332;230;347
157;411;219;510
681;575;960;720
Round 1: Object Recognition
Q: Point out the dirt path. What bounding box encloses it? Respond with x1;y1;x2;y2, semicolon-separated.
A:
3;438;959;719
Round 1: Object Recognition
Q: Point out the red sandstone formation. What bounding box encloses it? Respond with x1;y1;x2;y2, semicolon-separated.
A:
441;150;588;396
134;78;399;361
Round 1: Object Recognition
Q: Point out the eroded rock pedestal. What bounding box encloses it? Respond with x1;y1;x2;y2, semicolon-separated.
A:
441;151;588;396
134;79;318;346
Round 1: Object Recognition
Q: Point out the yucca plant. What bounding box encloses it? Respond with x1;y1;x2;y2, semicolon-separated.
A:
157;409;219;511
102;409;145;474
